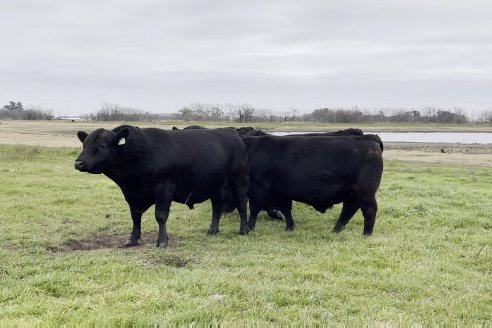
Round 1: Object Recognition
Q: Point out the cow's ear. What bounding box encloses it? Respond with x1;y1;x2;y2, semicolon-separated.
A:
172;126;179;130
77;131;88;143
116;128;130;146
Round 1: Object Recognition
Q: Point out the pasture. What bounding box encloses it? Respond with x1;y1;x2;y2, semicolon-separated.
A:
0;122;491;325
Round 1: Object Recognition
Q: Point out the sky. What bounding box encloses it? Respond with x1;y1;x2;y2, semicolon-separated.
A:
1;0;491;116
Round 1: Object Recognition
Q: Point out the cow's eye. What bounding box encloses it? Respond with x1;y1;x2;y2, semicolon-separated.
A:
100;144;106;149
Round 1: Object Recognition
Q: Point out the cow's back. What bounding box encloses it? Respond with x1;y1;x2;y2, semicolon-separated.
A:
141;127;244;169
244;134;382;175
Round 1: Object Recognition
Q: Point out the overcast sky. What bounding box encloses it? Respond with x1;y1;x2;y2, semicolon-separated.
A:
1;0;491;115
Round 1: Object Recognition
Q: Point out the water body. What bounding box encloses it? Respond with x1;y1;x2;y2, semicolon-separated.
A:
271;132;492;144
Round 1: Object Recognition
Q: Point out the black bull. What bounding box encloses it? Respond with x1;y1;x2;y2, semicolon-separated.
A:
244;134;384;235
238;127;366;220
74;125;249;248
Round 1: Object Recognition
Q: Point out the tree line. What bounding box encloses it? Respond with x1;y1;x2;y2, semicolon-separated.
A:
173;103;492;124
86;103;161;121
307;107;473;124
2;100;492;124
85;103;295;123
0;101;54;120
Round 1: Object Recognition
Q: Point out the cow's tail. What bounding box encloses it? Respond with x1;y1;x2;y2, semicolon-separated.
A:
366;134;384;152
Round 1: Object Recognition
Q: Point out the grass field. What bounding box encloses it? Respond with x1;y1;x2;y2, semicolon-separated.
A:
0;143;490;326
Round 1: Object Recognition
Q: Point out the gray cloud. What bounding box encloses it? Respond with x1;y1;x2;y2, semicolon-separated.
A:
1;0;491;115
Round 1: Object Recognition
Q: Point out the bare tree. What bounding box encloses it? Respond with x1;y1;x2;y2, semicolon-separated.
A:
3;101;23;112
91;103;157;121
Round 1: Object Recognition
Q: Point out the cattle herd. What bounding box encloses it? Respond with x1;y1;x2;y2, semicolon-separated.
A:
74;125;383;248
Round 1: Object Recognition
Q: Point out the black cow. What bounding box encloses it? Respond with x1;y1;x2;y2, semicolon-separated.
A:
249;128;365;220
171;125;366;221
240;127;365;220
243;134;383;235
74;125;249;248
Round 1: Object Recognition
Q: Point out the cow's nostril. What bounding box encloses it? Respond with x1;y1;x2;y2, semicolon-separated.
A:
74;160;85;170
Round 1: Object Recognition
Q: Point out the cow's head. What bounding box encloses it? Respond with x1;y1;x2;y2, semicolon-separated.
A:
74;128;129;174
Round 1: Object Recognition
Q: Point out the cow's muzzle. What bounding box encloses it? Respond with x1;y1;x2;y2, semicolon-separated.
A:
74;160;86;171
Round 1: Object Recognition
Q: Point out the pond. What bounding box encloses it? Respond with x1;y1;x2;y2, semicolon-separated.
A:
271;132;492;144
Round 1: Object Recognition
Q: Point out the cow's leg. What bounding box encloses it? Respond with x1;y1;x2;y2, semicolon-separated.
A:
124;206;142;246
229;173;249;235
154;202;171;248
278;200;295;230
333;199;359;233
248;201;262;230
234;193;249;235
248;176;275;230
208;194;222;235
359;195;378;236
154;183;175;248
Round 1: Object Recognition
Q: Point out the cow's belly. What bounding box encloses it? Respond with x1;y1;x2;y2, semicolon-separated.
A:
172;189;211;208
122;189;155;212
296;193;348;213
277;181;352;212
173;175;225;208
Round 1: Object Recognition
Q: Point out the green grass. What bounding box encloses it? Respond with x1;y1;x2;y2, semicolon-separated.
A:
0;145;490;326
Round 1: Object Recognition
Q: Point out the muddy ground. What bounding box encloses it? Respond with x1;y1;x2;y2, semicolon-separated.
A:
45;231;189;266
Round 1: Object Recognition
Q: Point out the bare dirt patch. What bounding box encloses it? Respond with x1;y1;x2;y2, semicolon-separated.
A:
383;142;492;167
0;120;175;147
45;231;192;267
384;150;492;167
47;232;178;252
385;142;492;154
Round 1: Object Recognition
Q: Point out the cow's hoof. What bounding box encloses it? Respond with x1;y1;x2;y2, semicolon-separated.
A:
239;226;249;235
247;223;256;231
332;227;344;233
156;240;168;248
285;226;295;231
207;229;219;235
362;231;373;237
123;239;139;247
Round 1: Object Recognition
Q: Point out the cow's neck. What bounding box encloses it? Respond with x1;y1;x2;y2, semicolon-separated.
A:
103;170;120;185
